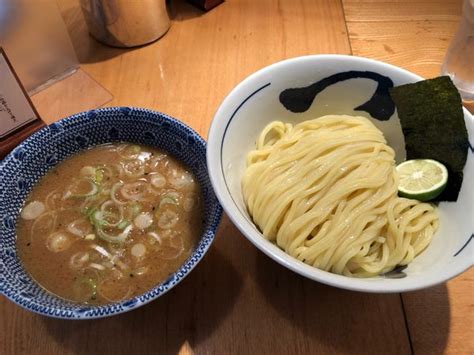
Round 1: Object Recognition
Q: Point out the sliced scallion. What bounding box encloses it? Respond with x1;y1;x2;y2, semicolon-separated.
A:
133;212;153;229
111;182;127;205
21;201;45;220
89;262;106;271
74;277;97;302
63;179;99;199
95;168;104;184
159;192;179;207
117;220;130;230
96;224;132;244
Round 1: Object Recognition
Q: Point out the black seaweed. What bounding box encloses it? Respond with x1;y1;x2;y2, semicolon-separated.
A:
389;76;469;201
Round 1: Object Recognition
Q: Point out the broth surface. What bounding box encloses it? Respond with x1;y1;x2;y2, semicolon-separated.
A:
16;143;203;304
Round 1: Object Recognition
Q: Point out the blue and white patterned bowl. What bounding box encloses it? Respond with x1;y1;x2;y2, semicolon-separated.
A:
0;107;222;319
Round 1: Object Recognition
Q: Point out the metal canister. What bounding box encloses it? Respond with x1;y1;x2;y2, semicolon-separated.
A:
79;0;171;48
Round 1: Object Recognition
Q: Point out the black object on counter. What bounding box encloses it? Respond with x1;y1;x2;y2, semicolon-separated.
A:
187;0;224;11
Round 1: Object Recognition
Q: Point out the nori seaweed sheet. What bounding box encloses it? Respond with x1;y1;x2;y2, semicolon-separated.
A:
389;76;469;201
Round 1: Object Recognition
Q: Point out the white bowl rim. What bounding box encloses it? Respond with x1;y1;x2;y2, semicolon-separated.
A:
207;54;474;293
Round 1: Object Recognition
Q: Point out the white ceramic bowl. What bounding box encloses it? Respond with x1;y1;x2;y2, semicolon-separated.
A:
207;55;474;293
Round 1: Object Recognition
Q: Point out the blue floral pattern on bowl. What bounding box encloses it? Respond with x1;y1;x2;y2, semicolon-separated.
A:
0;107;222;319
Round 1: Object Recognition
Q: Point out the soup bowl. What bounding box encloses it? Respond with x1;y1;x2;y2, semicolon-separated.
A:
0;107;222;318
207;54;473;293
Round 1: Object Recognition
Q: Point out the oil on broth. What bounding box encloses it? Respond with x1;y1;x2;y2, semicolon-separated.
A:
16;143;203;304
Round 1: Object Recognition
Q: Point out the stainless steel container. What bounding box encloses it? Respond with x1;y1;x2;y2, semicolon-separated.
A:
79;0;171;48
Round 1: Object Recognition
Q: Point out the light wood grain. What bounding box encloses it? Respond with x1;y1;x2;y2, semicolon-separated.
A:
344;0;462;78
403;271;474;355
59;0;352;138
346;20;459;78
343;0;462;22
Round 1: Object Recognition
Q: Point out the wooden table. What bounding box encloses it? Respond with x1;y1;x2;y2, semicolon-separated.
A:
1;0;472;354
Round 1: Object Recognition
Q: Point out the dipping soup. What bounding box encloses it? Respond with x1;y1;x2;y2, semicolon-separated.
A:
16;143;203;304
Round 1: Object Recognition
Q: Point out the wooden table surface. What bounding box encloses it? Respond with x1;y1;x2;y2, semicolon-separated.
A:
1;0;473;354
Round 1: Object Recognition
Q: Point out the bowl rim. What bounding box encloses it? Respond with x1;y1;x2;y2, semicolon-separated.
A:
0;106;223;318
207;54;474;293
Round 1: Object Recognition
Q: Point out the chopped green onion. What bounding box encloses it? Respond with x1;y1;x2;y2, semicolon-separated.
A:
121;181;147;200
130;203;141;217
133;213;153;229
89;262;106;271
95;168;104;184
91;244;111;258
64;179;99;199
118;144;141;159
150;174;166;188
91;211;107;228
159;193;179;208
131;243;146;258
160;197;178;206
98;200;125;227
67;218;93;237
81;206;97;218
111;182;127;205
69;252;90;269
131;266;148;276
147;232;161;245
46;232;72;252
80;166;96;178
21;201;46;220
117;220;130;230
96;224;132;243
74;277;97;302
158;210;179;229
80;166;106;185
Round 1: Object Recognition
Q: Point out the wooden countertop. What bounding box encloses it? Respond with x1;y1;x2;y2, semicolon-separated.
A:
1;0;472;354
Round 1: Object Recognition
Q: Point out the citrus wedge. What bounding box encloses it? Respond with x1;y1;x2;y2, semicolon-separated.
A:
396;159;448;202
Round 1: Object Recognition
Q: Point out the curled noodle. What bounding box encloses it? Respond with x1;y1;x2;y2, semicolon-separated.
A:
242;115;438;277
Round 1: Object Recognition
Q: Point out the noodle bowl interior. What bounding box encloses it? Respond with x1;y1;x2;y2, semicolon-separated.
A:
16;143;203;304
242;115;438;277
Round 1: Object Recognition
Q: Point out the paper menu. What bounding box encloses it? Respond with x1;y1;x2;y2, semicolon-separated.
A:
0;48;40;139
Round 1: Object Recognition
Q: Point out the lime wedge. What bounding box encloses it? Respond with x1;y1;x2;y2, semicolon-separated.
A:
396;159;448;202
